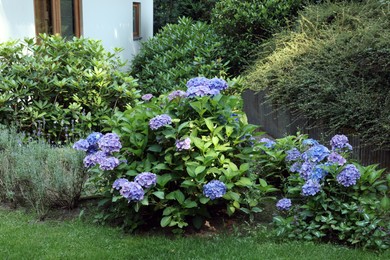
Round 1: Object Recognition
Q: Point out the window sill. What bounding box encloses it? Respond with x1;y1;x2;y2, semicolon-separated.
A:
133;36;143;41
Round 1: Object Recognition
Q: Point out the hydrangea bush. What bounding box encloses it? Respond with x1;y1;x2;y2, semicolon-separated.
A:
256;133;389;251
77;77;275;231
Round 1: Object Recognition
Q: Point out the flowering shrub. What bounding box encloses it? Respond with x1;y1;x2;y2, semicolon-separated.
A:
255;133;389;251
82;77;275;231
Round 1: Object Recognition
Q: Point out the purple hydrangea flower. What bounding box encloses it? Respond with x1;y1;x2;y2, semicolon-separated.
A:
176;138;191;151
83;151;108;168
302;179;321;196
336;164;361;187
168;90;187;101
330;134;352;151
207;78;228;91
86;132;103;145
186;77;209;88
73;139;89;151
302;139;319;147
119;181;144;202
260;138;276;148
134;172;157;189
276;198;292;211
86;145;99;155
141;94;154;101
285;148;301;162
203;180;227;200
302;145;330;163
299;162;315;181
99;156;120;171
112;178;129;190
328;152;346;166
149;114;172;130
186;85;213;98
208;88;221;96
98;133;122;154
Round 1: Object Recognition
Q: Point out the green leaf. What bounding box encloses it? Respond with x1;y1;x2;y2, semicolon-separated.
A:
160;216;172;227
195;166;206;175
181;180;197;188
152;191;165;199
259;179;268;187
192;216;204;230
184;199;197;208
175;190;185;204
239;163;250;173
204;117;214;132
380;196;390;210
147;144;162;152
199;197;210;204
163;207;175;216
235;177;253;187
225;125;234;137
157;174;173;187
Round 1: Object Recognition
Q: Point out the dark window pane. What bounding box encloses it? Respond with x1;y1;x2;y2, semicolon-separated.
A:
60;0;75;38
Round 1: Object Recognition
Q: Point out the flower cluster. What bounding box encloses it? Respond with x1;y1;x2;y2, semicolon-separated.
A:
185;77;228;98
260;137;276;148
73;132;121;170
175;138;191;151
283;134;359;196
113;172;157;202
141;93;153;101
149;114;172;130
330;134;352;151
203;180;227;200
168;90;187;101
276;198;292;211
336;164;361;187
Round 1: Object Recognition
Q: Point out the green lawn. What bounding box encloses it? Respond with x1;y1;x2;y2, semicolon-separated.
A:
0;208;388;260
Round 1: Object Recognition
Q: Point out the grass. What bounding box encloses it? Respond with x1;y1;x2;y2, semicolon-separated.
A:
0;207;388;260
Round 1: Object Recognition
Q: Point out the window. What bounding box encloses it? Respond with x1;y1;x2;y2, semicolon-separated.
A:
133;2;141;39
34;0;82;37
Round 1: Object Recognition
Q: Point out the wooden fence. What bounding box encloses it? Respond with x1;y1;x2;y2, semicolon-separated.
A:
242;89;390;171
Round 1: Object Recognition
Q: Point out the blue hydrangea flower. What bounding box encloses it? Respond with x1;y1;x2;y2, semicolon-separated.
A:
290;162;302;173
176;138;191;151
141;93;153;101
276;198;292;211
336;164;361;187
73;139;89;151
86;144;99;155
302;138;319;148
99;156;120;171
330;134;352;151
112;178;129;190
134;172;157;189
207;78;228;91
302;145;330;163
260;138;276;148
203;180;227;200
285;148;301;162
98;133;122;154
328;152;346;166
186;77;209;88
119;181;144;202
208;88;221;96
302;179;321;196
149;114;172;130
86;132;103;145
168;90;187;101
311;164;328;182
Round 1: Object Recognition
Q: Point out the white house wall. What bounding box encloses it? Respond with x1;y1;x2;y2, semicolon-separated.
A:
0;0;36;42
0;0;153;63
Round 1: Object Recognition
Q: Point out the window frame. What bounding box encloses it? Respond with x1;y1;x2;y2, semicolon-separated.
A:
34;0;83;37
133;2;141;39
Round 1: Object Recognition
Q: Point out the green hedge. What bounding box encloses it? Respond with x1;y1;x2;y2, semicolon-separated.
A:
245;0;390;149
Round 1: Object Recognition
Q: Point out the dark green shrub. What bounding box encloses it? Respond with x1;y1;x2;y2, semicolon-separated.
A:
154;0;217;34
75;77;276;231
245;0;390;148
211;0;307;75
0;125;86;218
0;34;139;144
130;17;229;95
255;133;389;251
